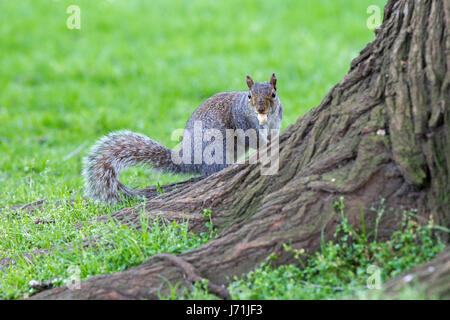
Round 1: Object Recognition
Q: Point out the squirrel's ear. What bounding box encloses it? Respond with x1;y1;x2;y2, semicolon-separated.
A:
270;73;277;90
246;75;254;89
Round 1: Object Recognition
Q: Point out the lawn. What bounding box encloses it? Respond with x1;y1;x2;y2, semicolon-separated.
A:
3;0;431;299
0;0;386;205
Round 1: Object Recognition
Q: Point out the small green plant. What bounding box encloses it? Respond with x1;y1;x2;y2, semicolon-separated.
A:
157;275;183;300
182;279;219;300
202;209;216;239
193;198;447;300
156;182;164;195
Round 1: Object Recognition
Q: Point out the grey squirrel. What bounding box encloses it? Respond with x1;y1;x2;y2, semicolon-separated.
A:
82;73;283;203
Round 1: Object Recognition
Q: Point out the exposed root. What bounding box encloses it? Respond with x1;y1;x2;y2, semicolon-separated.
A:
153;253;232;300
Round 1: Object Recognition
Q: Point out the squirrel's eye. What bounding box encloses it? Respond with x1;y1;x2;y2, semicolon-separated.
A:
272;92;276;98
248;94;251;99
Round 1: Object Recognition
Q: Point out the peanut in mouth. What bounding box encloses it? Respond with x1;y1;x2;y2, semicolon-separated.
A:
257;113;268;125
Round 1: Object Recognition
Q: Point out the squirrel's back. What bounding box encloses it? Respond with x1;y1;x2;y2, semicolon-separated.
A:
185;91;244;129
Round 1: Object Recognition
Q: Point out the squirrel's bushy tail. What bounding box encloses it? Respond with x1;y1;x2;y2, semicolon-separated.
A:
82;130;183;204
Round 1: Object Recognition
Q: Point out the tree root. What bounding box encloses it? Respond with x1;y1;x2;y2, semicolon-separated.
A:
153;253;231;300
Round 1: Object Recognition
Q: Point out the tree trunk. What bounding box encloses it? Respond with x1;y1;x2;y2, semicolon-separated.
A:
383;248;450;299
31;0;449;299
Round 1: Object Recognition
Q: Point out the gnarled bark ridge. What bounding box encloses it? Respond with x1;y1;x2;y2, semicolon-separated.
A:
32;0;449;299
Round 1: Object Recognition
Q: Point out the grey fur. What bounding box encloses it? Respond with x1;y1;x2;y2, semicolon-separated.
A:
82;75;283;204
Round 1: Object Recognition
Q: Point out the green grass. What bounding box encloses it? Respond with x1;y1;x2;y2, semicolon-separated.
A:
0;0;386;205
0;0;396;299
1;202;215;299
174;199;447;300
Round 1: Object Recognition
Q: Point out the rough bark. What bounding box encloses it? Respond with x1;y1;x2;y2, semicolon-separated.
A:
31;0;449;300
383;248;450;299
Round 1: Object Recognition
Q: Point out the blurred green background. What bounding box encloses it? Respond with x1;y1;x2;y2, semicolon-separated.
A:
0;0;386;206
